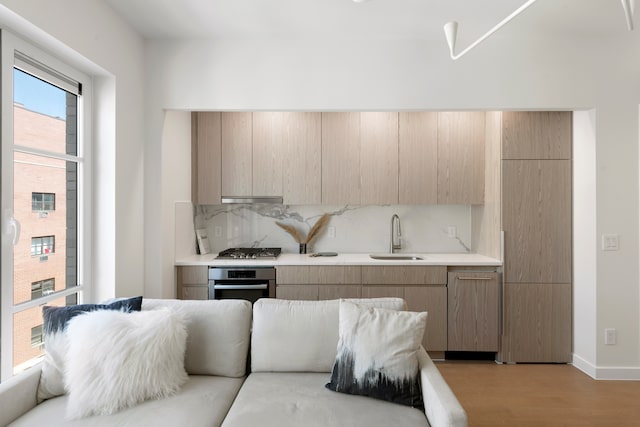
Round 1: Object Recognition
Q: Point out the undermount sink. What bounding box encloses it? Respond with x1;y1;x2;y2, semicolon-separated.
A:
369;254;424;261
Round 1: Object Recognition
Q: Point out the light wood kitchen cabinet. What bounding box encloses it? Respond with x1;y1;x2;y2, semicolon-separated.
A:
252;112;322;203
502;160;572;284
360;112;399;204
321;112;361;205
282;113;322;204
502;112;572;160
501;282;572;362
497;111;573;363
276;266;361;285
362;266;447;354
177;266;208;300
276;284;319;300
399;112;438;204
193;112;222;205
447;271;500;352
252;112;284;197
361;266;447;285
437;112;485;204
221;112;252;196
276;266;361;300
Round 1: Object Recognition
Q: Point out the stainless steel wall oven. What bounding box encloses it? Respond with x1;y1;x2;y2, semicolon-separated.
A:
208;267;275;303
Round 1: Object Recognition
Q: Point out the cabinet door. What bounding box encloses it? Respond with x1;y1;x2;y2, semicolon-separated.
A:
437;112;485;204
177;266;208;300
361;285;404;299
502;112;572;160
360;112;399;204
501;282;571;363
447;272;499;352
282;113;321;204
221;112;252;196
276;285;319;300
362;266;447;285
195;112;222;204
405;286;447;352
182;285;208;300
321;113;361;204
502;160;572;283
318;285;362;300
252;112;284;196
399;112;438;204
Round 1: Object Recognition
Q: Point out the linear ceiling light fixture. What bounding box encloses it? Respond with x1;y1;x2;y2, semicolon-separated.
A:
444;0;636;61
443;0;540;60
621;0;635;30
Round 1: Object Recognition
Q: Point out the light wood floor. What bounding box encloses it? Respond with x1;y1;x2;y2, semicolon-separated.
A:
436;361;640;427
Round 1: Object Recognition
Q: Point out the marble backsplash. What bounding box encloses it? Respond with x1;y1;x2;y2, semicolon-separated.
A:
192;204;472;254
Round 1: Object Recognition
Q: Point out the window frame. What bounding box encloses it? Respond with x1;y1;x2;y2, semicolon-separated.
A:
0;30;93;381
31;192;56;212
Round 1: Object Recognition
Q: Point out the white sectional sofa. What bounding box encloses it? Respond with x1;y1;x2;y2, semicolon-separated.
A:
0;298;467;427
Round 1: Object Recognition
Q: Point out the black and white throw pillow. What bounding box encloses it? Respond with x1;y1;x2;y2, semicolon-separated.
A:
326;300;427;408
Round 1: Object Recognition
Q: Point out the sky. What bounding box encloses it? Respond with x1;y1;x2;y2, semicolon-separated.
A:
13;68;67;119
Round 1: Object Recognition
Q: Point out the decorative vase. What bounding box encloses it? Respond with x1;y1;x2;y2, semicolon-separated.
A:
299;243;307;254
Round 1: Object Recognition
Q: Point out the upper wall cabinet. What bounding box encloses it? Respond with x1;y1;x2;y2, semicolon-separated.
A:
252;112;322;204
321;113;361;205
194;111;486;206
360;112;399;205
502;112;572;160
437;112;485;205
221;112;252;197
252;112;285;197
193;112;222;205
282;113;322;204
399;112;438;204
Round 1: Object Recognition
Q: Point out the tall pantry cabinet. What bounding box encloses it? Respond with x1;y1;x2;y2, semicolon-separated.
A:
498;112;573;363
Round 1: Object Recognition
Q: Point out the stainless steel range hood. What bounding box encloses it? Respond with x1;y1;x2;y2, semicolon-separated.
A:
220;196;283;204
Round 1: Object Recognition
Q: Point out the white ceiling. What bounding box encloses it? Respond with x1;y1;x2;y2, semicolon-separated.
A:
103;0;632;42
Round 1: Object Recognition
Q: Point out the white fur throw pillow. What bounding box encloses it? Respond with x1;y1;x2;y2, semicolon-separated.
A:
64;307;188;419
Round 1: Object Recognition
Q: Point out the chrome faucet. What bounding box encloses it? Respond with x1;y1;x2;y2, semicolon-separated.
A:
390;214;402;253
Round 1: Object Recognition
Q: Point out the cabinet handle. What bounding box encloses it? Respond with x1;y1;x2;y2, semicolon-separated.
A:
456;276;494;281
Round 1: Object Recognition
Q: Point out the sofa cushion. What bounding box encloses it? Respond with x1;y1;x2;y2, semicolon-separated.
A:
221;372;430;427
325;301;427;408
142;299;252;377
38;296;143;402
9;375;245;427
64;308;188;419
251;298;406;373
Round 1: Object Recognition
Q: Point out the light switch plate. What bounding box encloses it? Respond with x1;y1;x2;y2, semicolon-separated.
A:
602;234;619;251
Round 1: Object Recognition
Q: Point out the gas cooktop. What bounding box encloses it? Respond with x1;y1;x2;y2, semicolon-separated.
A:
216;247;282;260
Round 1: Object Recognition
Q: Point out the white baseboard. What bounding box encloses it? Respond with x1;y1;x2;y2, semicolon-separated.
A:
572;354;640;380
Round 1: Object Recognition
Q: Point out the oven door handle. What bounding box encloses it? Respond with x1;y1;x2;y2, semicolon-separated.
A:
213;283;268;290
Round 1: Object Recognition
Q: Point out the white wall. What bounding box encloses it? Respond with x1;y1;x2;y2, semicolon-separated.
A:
0;1;146;299
146;34;640;376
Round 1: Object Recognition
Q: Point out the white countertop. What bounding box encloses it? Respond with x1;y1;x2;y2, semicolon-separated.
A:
176;252;502;267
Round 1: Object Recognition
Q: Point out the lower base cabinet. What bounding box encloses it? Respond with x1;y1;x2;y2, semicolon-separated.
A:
499;282;572;363
447;271;500;352
275;266;448;354
177;266;208;300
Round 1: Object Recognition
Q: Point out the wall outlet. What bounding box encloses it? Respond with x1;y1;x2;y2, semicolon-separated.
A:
447;226;457;238
328;226;336;238
214;226;223;237
604;328;617;345
602;234;619;251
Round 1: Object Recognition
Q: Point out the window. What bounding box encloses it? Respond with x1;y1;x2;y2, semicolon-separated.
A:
31;236;55;256
31;278;55;300
32;192;55;211
30;325;44;348
1;33;92;381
